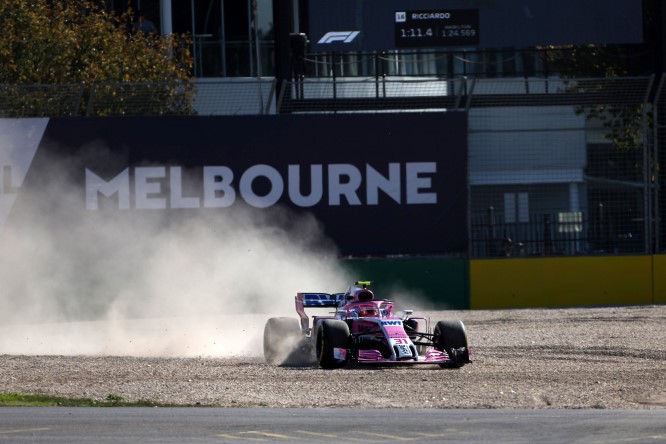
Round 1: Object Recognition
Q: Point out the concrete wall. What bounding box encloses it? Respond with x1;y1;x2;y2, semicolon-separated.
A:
341;254;666;310
341;257;469;309
470;256;655;309
653;255;666;304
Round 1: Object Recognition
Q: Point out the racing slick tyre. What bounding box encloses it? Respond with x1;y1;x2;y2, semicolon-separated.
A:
263;317;303;365
316;320;350;369
433;319;470;368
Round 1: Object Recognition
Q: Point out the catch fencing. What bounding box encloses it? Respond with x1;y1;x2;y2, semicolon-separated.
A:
1;75;662;258
278;75;657;258
0;79;276;117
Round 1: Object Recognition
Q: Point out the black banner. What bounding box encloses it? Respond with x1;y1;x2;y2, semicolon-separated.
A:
4;113;468;255
310;0;643;52
395;10;479;48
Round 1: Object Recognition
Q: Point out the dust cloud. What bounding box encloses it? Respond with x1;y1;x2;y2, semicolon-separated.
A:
0;153;351;358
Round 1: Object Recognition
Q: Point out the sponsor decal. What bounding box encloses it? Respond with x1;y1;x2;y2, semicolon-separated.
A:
0;119;49;227
333;347;347;360
317;31;360;44
85;162;438;210
381;320;403;326
396;344;411;356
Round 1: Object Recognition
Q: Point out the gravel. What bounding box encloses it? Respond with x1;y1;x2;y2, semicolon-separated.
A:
1;305;665;409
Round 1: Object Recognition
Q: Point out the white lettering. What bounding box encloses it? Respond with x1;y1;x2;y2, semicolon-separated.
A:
406;162;437;204
203;166;235;207
239;164;283;208
170;167;200;209
85;162;439;210
85;168;130;210
411;12;450;20
135;167;166;210
328;164;362;206
366;163;401;205
288;164;323;207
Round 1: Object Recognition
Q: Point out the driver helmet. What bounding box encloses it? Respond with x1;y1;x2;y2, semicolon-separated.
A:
356;289;374;301
359;307;377;317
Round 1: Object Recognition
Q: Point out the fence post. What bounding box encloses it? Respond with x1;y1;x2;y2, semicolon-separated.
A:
597;203;606;252
332;52;338;99
543;214;553;255
374;53;380;98
487;206;497;256
85;84;95;116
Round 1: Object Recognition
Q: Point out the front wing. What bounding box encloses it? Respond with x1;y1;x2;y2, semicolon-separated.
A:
333;347;468;366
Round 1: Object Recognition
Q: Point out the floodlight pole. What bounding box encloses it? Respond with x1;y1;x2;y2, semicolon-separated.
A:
273;0;294;111
160;0;173;35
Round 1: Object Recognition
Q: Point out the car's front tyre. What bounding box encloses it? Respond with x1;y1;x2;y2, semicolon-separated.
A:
433;319;470;368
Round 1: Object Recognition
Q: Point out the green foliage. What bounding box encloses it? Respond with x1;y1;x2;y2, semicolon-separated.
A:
0;0;194;116
105;394;125;403
0;392;167;407
543;46;650;176
539;0;655;166
544;45;651;78
584;103;649;152
0;0;192;84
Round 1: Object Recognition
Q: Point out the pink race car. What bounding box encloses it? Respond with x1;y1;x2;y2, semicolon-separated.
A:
263;281;472;369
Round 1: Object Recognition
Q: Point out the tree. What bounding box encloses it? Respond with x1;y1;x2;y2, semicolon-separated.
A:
0;0;194;116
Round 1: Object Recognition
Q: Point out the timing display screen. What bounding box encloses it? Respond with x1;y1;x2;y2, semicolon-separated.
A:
394;9;479;48
310;1;642;52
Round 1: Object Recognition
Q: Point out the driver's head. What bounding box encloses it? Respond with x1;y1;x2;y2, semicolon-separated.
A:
356;289;374;301
359;307;377;317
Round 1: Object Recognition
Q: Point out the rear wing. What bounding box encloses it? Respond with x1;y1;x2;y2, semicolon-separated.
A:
299;292;345;308
295;292;345;333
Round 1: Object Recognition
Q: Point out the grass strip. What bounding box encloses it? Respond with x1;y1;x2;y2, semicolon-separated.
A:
0;393;168;407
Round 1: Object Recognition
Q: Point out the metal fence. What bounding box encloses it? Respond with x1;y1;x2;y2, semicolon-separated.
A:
464;76;654;258
0;80;276;117
292;47;646;80
277;76;653;112
278;75;657;257
0;84;85;117
0;75;662;258
654;75;666;254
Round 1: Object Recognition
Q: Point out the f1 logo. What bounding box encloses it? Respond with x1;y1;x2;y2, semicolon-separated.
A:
317;31;360;44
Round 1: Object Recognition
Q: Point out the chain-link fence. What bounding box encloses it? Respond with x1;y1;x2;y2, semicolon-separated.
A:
467;76;654;258
295;47;640;79
277;76;653;112
0;75;661;257
0;84;85;117
279;75;656;257
654;76;666;254
0;80;276;117
277;77;459;113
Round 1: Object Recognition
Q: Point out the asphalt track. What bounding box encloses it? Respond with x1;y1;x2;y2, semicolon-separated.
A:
0;408;665;443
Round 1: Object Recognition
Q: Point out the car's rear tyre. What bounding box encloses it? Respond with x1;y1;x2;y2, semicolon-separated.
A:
263;317;302;365
434;319;469;368
316;320;350;369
